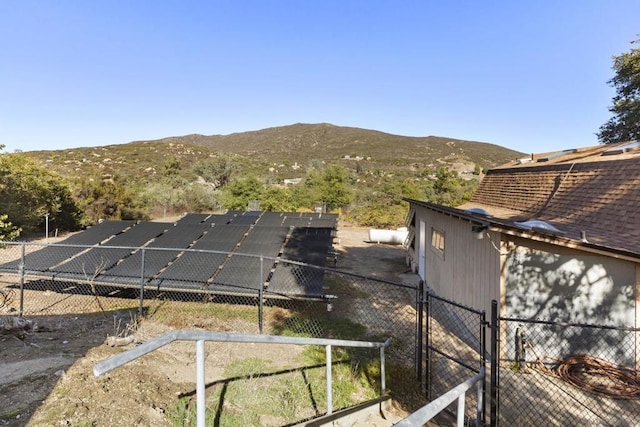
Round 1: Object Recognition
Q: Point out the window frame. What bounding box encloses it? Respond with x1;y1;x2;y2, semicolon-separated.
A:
430;227;445;259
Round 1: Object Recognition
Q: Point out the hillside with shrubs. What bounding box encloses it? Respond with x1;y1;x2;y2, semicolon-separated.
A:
1;123;523;240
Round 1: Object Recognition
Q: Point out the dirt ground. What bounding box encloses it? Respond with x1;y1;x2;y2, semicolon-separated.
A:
0;225;417;427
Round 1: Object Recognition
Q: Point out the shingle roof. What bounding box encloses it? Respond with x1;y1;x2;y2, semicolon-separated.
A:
460;142;640;255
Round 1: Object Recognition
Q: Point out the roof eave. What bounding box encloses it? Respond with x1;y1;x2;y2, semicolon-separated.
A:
404;198;640;263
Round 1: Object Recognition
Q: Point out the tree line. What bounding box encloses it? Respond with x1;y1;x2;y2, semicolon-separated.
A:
0;144;479;240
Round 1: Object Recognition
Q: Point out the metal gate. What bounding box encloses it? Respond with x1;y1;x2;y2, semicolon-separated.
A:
419;285;488;425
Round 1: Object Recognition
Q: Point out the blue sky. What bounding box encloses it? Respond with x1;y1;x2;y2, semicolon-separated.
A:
1;1;638;154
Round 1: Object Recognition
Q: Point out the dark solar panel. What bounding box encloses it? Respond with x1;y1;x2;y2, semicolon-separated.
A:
42;222;171;282
309;218;338;228
282;217;311;227
280;213;338;228
236;227;287;255
281;246;328;265
155;251;228;287
102;222;169;247
101;247;182;284
281;227;333;265
204;213;236;225
228;213;259;225
151;224;207;248
236;242;283;257
16;246;88;273
3;212;337;299
193;225;248;251
255;212;285;227
60;220;135;245
0;221;138;274
267;262;325;297
99;224;207;282
176;213;210;224
50;247;134;280
211;255;271;290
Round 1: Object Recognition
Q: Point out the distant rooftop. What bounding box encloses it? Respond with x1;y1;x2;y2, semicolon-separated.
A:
499;140;640;168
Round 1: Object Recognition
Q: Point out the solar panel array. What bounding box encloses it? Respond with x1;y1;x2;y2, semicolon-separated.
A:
2;211;338;298
0;220;136;272
268;227;334;296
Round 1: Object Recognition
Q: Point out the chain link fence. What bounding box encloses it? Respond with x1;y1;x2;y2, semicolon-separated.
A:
420;293;640;426
5;241;639;425
497;316;640;426
0;240;418;363
422;291;487;425
0;239;419;423
0;242;417;404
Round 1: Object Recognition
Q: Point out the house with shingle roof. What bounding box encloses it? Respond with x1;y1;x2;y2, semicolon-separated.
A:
404;141;640;328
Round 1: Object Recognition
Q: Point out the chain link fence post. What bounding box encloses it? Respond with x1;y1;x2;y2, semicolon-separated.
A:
425;288;431;399
416;279;424;382
480;309;487;427
258;255;264;334
19;242;25;315
490;299;499;427
139;248;146;316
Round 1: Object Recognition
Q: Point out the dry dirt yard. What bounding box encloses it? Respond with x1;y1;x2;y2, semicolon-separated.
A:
0;225;417;427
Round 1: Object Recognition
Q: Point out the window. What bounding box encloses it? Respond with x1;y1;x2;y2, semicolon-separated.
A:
430;227;445;258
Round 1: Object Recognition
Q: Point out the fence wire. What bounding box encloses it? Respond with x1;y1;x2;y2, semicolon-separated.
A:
424;292;487;426
498;317;640;426
0;240;417;366
12;241;638;426
0;240;419;423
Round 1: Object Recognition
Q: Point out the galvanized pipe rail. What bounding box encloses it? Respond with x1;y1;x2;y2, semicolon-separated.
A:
94;330;391;427
396;366;485;427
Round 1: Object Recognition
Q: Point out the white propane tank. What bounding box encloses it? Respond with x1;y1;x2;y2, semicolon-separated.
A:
368;227;409;244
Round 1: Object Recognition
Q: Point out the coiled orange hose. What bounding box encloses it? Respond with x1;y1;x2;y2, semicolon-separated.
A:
525;341;640;400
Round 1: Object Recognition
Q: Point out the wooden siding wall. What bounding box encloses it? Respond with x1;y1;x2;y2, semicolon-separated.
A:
501;236;638;367
416;207;501;316
502;236;637;327
413;204;639;328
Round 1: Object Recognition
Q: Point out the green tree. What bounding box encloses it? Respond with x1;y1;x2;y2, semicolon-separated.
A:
0;214;21;241
74;176;146;223
349;203;408;228
260;186;294;212
180;184;219;212
305;164;353;211
289;181;315;210
431;167;478;206
137;180;196;218
348;177;424;227
220;176;263;210
193;155;237;188
0;154;82;232
163;156;181;177
139;181;176;215
138;180;217;217
598;39;640;144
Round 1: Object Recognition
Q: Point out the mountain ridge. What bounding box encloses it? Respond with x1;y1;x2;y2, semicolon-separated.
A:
23;123;524;182
129;122;523;170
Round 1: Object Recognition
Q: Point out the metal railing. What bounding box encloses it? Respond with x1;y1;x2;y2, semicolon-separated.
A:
396;366;485;427
93;330;391;427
